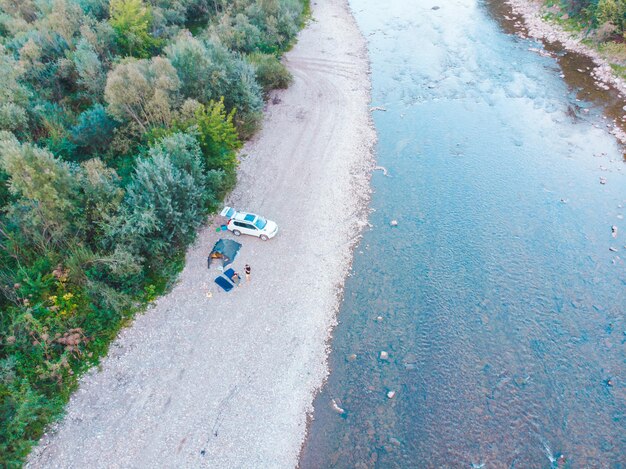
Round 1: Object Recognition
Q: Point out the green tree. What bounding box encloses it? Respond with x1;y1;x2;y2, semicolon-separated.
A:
104;57;180;133
597;0;626;35
76;158;124;247
165;34;263;136
0;133;79;249
109;0;158;58
72;39;107;99
70;105;117;156
247;52;292;95
112;132;208;257
0;45;30;135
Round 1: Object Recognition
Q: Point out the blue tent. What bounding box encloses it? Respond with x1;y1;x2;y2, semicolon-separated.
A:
208;239;241;268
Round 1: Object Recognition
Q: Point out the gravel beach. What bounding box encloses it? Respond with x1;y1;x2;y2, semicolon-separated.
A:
27;0;375;467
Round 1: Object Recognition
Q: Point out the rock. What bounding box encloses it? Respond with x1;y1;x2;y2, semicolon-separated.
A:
380;351;389;361
600;177;607;184
387;390;396;399
611;225;618;237
609;247;618;252
390;220;398;227
331;399;346;415
376;316;383;322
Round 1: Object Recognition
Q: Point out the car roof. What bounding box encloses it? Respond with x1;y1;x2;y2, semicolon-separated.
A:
233;211;258;222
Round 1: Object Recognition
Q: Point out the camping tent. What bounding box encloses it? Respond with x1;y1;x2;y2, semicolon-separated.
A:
208;239;241;268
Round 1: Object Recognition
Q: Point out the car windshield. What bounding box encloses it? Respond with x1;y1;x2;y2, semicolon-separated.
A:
254;217;267;230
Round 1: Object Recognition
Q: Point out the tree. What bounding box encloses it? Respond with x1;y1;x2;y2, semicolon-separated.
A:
104;57;180;132
72;38;107;99
118;135;208;256
0;133;79;248
109;0;158;58
0;46;30;135
76;158;124;247
165;34;263;135
70;104;117;155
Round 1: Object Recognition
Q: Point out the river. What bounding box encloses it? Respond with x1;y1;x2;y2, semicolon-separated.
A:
300;0;626;467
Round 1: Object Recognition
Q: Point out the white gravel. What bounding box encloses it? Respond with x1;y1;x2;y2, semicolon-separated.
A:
26;0;375;467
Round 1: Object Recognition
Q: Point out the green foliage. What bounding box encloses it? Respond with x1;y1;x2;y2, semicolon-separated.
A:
247;52;292;94
115;132;208;257
596;0;626;36
70;105;117;156
104;57;181;132
0;46;30;136
190;99;241;192
72;39;107;100
208;0;305;53
0;135;80;248
109;0;160;58
165;34;263;135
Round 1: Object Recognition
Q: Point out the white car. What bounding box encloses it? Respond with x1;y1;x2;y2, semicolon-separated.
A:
220;206;279;240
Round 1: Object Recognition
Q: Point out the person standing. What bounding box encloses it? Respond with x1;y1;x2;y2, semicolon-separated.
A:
244;264;251;282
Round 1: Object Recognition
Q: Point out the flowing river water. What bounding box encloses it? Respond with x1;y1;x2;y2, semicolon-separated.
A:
300;0;626;467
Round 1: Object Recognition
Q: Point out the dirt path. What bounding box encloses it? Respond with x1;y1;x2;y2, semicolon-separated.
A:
27;1;374;467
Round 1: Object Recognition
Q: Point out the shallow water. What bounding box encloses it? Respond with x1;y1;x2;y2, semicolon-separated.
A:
300;1;626;468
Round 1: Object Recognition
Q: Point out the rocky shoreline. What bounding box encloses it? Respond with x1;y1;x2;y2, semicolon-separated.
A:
507;0;626;143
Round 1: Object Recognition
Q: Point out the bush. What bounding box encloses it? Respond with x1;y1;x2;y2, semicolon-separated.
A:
247;52;292;94
166;34;264;133
116;132;208;257
70;105;117;156
109;0;161;58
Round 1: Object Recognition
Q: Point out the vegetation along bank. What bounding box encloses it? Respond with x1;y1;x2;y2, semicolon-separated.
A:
0;0;308;465
510;0;626;85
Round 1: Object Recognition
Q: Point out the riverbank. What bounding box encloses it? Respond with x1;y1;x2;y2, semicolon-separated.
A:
506;0;626;143
26;0;374;467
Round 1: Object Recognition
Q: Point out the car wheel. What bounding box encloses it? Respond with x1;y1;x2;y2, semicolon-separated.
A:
233;230;241;236
260;234;269;241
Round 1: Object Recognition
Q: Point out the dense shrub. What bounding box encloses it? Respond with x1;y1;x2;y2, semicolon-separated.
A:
248;52;292;94
166;34;264;135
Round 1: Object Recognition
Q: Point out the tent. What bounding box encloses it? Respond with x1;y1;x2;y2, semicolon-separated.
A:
208;239;241;268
